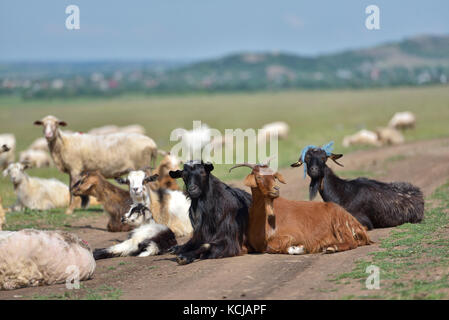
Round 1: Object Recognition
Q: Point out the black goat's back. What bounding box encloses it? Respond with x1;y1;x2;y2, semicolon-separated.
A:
320;170;425;229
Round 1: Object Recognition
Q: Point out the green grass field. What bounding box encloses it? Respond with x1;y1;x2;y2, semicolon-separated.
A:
1;85;449;209
334;183;449;300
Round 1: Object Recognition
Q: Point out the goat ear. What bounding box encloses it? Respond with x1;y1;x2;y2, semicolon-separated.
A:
290;160;303;168
34;120;43;126
204;163;214;173
2;169;8;177
274;172;287;184
144;174;159;183
169;170;183;179
243;174;257;188
58;121;67;127
115;177;128;185
329;153;344;167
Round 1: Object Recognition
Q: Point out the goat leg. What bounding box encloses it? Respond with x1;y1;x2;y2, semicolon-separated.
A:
176;243;211;265
66;175;79;215
323;242;356;254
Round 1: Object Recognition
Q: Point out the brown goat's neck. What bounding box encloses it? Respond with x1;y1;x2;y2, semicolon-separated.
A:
92;178;126;203
248;187;275;252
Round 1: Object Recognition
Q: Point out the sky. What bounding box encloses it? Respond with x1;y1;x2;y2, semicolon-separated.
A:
1;0;448;61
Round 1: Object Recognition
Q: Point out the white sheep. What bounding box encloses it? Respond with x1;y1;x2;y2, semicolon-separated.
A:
93;204;177;259
34;115;158;214
116;170;192;237
376;127;405;146
342;129;382;148
0;134;16;170
88;124;146;136
2;162;77;211
19;149;53;168
87;125;120;135
388;111;416;130
28;137;49;152
258;121;290;142
119;124;146;135
0;229;95;290
0;196;5;231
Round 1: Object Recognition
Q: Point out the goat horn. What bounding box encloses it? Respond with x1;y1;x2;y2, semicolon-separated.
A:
330;158;344;167
228;163;256;173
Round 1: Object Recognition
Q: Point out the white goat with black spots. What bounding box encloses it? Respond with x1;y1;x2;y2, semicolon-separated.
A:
116;170;192;237
93;204;177;259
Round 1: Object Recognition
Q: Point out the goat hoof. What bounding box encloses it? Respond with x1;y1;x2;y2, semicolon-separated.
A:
65;209;74;215
176;254;193;265
324;246;338;254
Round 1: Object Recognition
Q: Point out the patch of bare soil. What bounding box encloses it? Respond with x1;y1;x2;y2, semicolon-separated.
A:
1;138;448;300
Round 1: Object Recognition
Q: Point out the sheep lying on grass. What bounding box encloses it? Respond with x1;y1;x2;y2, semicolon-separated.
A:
28;137;49;152
342;129;381;148
258;121;290;142
376;127;405;146
2;162;80;211
0;229;95;290
19;149;53;168
88;124;146;136
93;204;177;259
389;111;416;130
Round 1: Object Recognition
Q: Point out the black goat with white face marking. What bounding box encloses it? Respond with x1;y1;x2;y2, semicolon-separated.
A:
169;161;251;265
291;147;424;230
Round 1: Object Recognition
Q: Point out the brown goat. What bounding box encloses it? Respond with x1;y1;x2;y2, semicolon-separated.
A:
151;151;181;191
230;164;372;254
71;171;132;232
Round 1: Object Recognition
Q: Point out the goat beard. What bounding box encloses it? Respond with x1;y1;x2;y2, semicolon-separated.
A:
309;178;322;200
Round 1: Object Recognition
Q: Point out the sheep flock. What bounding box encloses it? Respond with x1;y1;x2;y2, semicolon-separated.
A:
0;111;419;291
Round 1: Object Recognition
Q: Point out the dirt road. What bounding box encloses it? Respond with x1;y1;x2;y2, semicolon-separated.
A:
1;137;448;300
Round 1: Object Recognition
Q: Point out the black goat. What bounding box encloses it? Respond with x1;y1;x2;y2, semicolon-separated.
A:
169;161;251;265
291;147;424;230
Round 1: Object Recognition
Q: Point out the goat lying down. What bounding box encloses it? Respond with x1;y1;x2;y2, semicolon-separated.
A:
291;142;424;229
230;164;371;255
116;170;192;237
0;229;95;290
169;161;251;265
93;204;177;259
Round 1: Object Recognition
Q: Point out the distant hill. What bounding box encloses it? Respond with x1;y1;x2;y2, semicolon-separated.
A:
1;34;448;98
155;34;449;92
